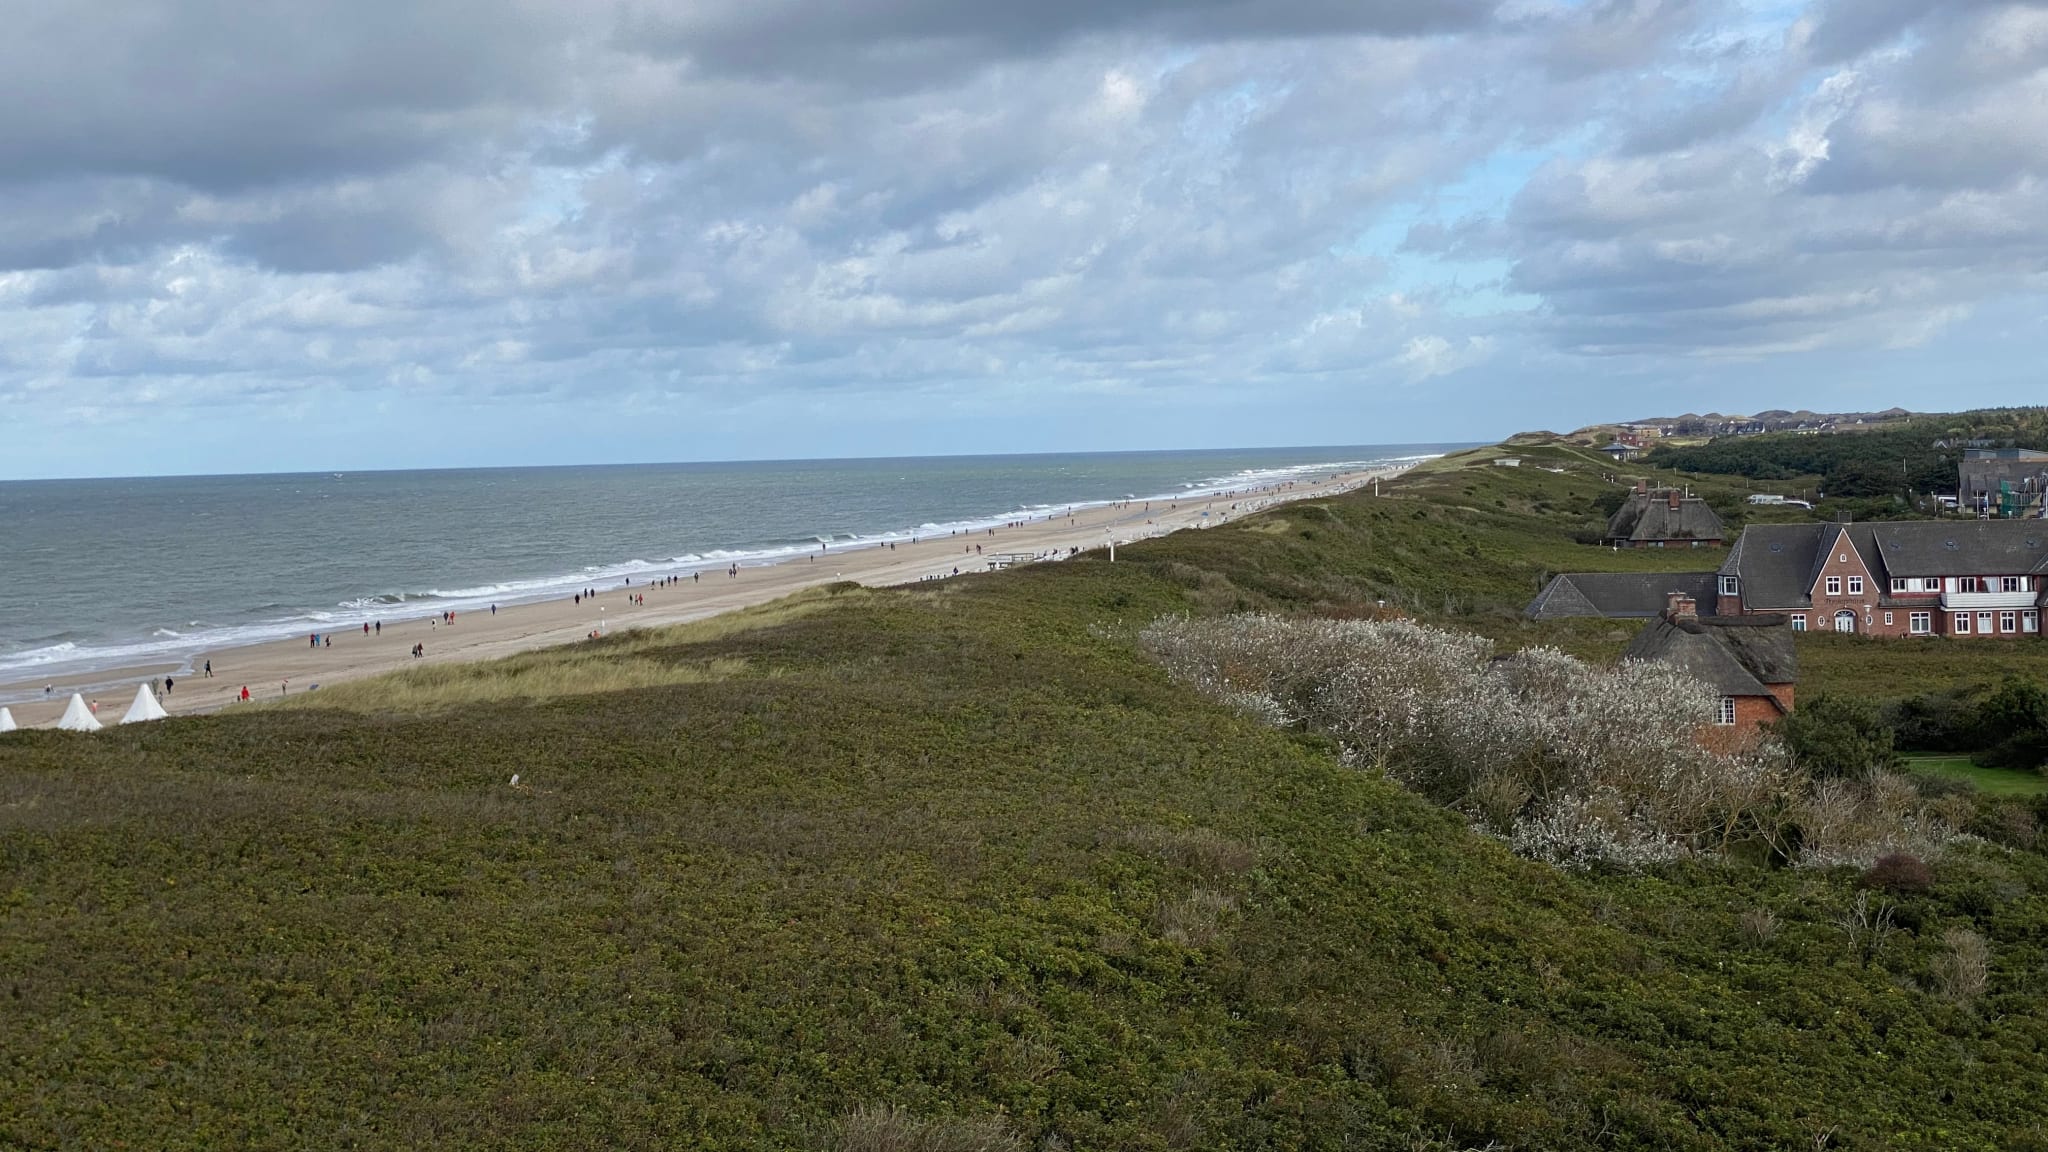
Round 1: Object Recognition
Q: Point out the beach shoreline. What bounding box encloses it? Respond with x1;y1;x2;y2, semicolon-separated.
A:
0;463;1410;727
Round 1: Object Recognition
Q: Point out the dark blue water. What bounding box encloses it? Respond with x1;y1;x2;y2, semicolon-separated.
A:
0;446;1456;684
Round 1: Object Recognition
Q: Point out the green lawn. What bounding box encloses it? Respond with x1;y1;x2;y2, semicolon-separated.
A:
1904;755;2048;796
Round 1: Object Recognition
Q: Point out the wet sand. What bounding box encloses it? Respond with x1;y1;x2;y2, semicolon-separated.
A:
0;465;1407;727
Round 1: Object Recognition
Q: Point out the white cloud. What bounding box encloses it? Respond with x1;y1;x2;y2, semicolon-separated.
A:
2;0;2047;470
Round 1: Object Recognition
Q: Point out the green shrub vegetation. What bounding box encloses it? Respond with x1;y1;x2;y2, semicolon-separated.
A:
1645;407;2048;508
5;453;2048;1149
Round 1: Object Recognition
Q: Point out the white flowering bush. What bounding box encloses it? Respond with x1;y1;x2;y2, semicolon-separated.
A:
1142;614;1798;869
1144;614;1970;871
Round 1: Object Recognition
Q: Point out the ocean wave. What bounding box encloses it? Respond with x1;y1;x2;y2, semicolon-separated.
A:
0;451;1430;685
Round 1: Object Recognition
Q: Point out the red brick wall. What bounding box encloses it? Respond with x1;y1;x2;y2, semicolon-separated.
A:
1804;528;1883;634
1700;694;1785;753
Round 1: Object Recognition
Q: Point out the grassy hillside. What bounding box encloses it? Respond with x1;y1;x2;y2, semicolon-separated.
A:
5;462;2048;1150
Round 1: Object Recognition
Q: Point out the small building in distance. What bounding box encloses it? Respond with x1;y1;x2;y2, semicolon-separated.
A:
1526;571;1719;620
1604;483;1727;548
1958;448;2048;519
1600;441;1643;463
1625;592;1796;745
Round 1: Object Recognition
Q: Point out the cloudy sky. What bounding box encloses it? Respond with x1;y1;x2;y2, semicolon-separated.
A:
2;0;2044;478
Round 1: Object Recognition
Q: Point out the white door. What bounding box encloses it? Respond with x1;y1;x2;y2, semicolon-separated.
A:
1834;610;1857;633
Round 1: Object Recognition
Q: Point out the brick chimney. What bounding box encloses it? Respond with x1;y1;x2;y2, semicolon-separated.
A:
1635;479;1647;494
1667;489;1682;510
1665;592;1698;622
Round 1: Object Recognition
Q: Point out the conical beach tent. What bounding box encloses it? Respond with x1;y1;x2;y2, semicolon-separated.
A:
0;706;15;732
121;684;168;724
56;693;102;732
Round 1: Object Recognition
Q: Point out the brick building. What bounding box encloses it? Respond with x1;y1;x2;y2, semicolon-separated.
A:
1714;521;2047;638
1624;593;1796;746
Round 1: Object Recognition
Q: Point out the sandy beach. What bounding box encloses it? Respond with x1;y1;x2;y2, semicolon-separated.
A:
0;464;1409;727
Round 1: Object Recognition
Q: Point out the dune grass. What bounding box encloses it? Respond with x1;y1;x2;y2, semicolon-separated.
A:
4;468;2048;1150
267;585;862;714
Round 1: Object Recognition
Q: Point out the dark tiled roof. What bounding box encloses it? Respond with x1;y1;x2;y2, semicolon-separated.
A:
1624;615;1796;702
1722;523;1831;609
1723;520;2048;609
1525;571;1720;619
1605;490;1727;543
1859;520;2048;578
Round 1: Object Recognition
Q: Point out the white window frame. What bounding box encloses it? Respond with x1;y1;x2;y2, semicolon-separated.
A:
1979;611;1995;634
1891;578;1907;593
1909;611;1931;635
2026;611;2040;634
1716;697;1737;726
1955;612;1972;634
1883;611;1893;626
1719;576;1739;597
1826;576;1842;595
1790;614;1807;632
1848;576;1864;595
2003;576;2022;593
2001;611;2017;634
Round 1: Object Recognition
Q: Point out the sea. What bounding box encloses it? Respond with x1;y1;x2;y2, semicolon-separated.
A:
0;445;1459;694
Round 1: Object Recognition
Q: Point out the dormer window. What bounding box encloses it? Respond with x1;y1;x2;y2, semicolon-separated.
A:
1719;576;1739;597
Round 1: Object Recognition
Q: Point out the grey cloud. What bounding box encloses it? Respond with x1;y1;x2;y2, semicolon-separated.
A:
0;0;576;190
1;0;2044;428
1803;0;2026;62
619;0;1498;84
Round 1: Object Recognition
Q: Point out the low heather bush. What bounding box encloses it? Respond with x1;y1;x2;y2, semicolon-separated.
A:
1861;852;1934;894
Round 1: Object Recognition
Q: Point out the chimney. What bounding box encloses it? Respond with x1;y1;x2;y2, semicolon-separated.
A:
1635;479;1647;495
1667;490;1681;511
1665;592;1698;622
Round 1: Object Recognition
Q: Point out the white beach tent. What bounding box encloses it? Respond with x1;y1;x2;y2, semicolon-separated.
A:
121;684;169;724
0;706;15;732
56;693;102;732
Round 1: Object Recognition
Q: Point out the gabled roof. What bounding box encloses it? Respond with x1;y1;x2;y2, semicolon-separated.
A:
1722;523;1831;609
1724;520;2048;608
1625;615;1796;703
1860;520;2048;578
1605;490;1726;543
1525;571;1720;619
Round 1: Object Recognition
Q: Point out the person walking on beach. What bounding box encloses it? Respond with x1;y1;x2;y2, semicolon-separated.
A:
239;685;249;701
164;677;173;696
374;621;380;635
204;660;212;677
